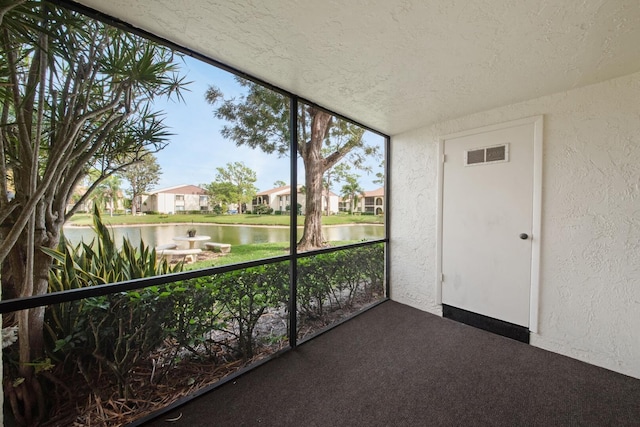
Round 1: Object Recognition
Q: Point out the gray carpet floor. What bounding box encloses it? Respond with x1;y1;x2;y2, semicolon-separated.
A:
143;300;640;426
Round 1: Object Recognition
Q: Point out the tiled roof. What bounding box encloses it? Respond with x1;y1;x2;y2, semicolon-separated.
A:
364;187;384;197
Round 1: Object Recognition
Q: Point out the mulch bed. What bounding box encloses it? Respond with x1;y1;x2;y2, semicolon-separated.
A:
43;343;284;426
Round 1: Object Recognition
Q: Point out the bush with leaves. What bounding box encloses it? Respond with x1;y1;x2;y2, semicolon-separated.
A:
43;207;183;399
297;255;334;318
253;204;273;215
352;243;385;298
163;278;226;362
210;262;289;359
296;243;385;319
327;250;364;309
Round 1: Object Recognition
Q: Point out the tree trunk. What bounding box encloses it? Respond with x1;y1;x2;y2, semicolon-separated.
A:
1;205;57;425
2;209;57;360
296;109;332;251
324;188;330;216
297;146;325;251
28;239;55;358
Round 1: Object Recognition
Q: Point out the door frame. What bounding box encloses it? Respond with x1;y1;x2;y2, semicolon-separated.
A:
436;116;543;333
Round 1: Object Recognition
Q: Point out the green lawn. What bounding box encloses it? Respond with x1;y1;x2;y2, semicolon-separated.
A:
187;242;290;270
68;212;383;227
184;240;363;270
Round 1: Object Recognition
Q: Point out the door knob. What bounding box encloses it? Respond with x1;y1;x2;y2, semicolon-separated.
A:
519;233;529;240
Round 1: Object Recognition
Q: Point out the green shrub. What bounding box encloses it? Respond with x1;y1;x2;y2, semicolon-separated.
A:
353;244;385;297
297;256;333;318
328;250;364;308
253;205;273;215
210;262;289;359
285;203;302;215
163;278;226;362
44;207;183;399
296;244;385;319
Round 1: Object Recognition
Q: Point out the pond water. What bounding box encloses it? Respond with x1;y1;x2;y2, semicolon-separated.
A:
62;223;385;248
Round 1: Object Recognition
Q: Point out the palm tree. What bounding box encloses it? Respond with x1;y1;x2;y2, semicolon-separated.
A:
104;175;121;216
341;175;365;214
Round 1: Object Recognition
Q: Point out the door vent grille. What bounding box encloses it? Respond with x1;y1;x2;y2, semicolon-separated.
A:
465;143;509;166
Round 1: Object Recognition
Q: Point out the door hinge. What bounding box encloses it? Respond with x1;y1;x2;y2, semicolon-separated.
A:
441;273;444;282
442;154;446;163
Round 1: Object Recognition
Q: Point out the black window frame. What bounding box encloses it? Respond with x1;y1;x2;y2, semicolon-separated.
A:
0;0;392;422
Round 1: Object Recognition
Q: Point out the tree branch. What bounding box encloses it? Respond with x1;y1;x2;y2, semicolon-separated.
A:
0;90;11;207
1;27;34;162
0;1;25;27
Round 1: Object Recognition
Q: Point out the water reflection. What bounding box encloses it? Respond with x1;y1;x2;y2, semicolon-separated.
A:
62;223;384;248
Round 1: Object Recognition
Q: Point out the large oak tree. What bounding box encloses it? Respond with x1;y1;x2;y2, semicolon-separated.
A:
206;79;376;251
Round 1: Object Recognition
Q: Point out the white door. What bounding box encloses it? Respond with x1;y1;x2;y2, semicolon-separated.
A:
441;118;541;328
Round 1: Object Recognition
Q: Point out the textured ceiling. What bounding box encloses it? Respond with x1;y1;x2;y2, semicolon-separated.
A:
73;0;640;136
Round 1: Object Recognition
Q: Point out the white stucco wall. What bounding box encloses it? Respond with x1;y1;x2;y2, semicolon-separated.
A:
183;194;204;211
390;71;640;379
157;193;175;214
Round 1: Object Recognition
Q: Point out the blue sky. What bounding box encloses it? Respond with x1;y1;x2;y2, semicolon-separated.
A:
150;55;384;193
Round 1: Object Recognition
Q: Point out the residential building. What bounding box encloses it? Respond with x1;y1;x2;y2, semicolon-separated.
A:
141;184;209;214
361;187;384;215
251;185;339;214
339;187;384;214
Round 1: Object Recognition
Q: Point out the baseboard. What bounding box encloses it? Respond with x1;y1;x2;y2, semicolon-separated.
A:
442;304;530;344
